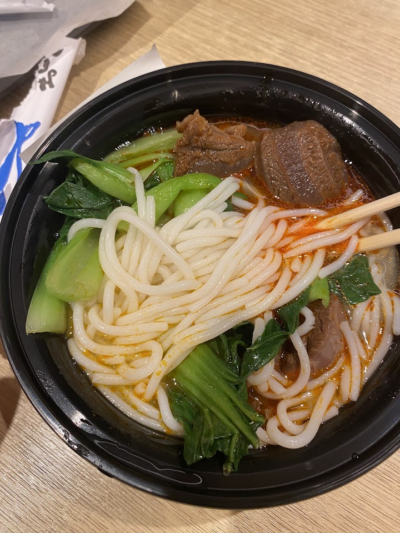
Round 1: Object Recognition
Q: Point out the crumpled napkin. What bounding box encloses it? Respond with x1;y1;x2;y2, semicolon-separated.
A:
0;45;166;220
0;0;136;77
0;0;54;14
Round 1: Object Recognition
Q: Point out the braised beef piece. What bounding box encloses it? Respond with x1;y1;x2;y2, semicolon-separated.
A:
280;295;346;379
305;295;346;375
173;110;256;177
279;339;300;381
255;120;347;205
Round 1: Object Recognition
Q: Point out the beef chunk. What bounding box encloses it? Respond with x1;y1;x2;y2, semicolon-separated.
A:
305;295;346;375
255;120;347;205
279;295;346;379
279;339;300;381
174;110;256;177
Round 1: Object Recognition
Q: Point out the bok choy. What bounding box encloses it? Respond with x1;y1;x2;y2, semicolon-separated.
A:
104;130;182;164
25;225;70;335
33;150;137;204
45;228;103;302
169;342;264;474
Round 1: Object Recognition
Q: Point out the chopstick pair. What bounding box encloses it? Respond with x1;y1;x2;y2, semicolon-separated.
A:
315;191;400;253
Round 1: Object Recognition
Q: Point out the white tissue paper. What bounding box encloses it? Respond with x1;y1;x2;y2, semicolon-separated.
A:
0;0;136;77
0;0;54;14
0;45;166;220
0;37;85;217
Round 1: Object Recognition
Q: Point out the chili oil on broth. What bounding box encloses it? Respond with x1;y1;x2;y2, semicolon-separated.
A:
64;117;399;457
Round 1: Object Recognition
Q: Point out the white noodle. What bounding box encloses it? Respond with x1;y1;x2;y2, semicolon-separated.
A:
351;299;370;333
252;317;266;343
125;390;160;420
290;257;302;272
102;280;116;324
368;298;380;352
260;330;311;400
318;235;359;279
296;307;315;337
64;175;397;448
98;386;165;432
67;339;114;374
92;374;134;385
287;229;338;250
271;249;325;309
340;321;361;401
353;331;368;361
247;361;274;387
343;189;363;205
276;393;313;435
363;288;393;383
68;218;105;242
266;382;336;448
271;370;289;386
157;386;184;433
340;365;351;403
306;355;345;391
284;218;368;257
230;196;255;210
392;294;400;335
265;377;287;395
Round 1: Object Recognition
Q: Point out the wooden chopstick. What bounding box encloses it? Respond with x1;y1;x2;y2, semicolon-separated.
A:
358;228;400;252
315;191;400;230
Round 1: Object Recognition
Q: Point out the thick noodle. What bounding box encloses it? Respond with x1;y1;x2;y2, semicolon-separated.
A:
66;176;396;451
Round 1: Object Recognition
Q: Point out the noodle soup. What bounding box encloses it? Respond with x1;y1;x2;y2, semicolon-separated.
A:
27;111;400;473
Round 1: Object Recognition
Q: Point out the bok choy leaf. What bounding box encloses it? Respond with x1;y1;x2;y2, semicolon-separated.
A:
33;150;137;204
328;254;381;305
169;342;264;474
44;169;122;219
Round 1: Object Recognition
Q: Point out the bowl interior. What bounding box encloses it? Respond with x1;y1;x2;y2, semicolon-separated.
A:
1;62;400;508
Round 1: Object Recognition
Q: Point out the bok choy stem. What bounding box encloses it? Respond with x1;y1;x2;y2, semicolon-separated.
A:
26;237;69;334
45;228;103;302
104;130;182;164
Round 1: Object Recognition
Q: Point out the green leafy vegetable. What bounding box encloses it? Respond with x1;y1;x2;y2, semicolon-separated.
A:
239;257;378;380
143;174;162;192
233;192;248;200
44;169;122;219
46;228;103;302
118;151;174;170
174;189;210;217
69;158;136;204
169;175;247;218
143;161;175;191
308;277;330;308
169;343;264;474
132;173;221;222
225;192;249;212
104;130;183;164
277;290;310;335
328;254;381;305
155;211;173;227
33;149;99;166
33;150;137;204
25;222;71;334
208;322;253;375
169;277;334;472
155;160;175;182
139;157;173;180
241;319;288;379
168;386;250;472
241;277;332;378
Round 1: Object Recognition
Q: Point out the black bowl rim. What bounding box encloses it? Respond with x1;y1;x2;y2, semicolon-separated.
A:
1;60;400;509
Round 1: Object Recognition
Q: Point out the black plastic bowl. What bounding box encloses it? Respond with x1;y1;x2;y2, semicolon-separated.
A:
1;62;400;508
